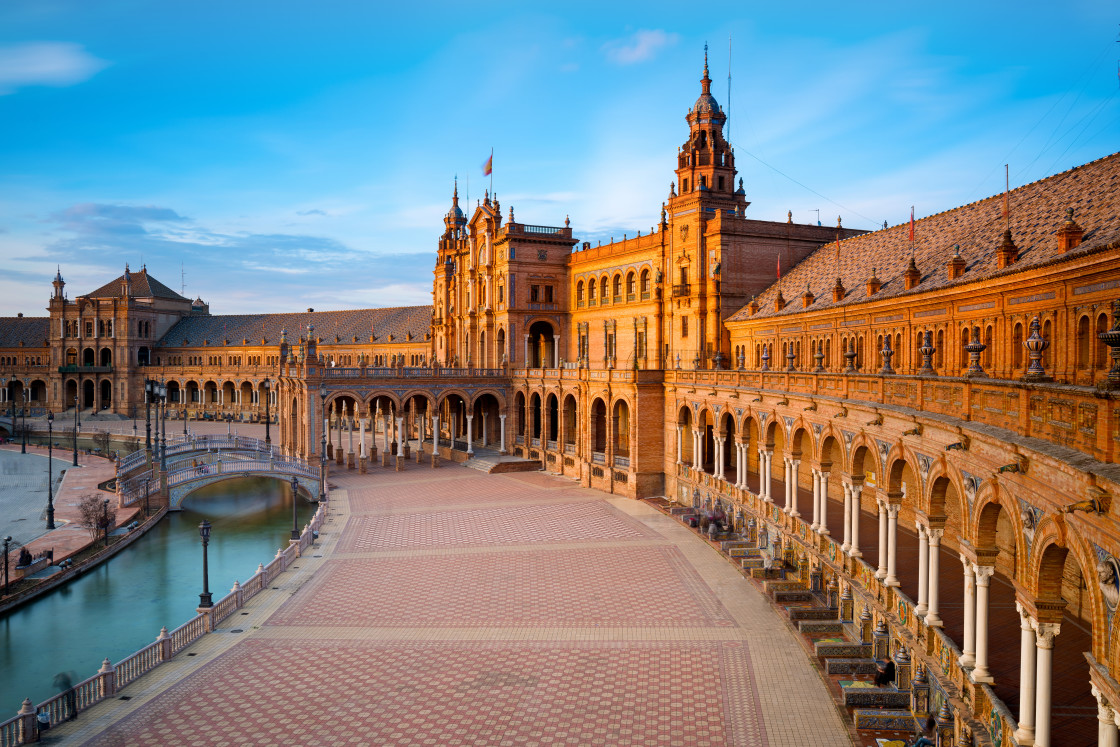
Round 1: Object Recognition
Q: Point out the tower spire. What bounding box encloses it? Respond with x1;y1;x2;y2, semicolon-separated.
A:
701;43;711;94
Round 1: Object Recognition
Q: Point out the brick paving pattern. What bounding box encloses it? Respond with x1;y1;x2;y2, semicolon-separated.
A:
267;546;733;628
68;463;852;746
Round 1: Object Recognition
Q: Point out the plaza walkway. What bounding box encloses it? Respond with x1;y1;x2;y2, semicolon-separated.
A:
50;461;853;746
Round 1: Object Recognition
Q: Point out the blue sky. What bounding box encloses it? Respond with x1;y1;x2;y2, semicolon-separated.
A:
1;1;1116;316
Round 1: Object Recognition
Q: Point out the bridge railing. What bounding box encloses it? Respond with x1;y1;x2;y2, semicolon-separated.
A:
166;456;315;488
119;434;273;476
0;495;329;741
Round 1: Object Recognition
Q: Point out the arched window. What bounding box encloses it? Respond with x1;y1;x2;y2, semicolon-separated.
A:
1012;322;1024;369
1076;316;1091;369
1096;312;1110;369
600;277;608;303
588;279;596;304
576;281;584;306
612;275;622;302
936;329;944;369
625;272;635;301
640;270;650;299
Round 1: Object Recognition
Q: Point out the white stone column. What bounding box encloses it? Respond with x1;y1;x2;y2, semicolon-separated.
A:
926;528;943;626
383;411;390;452
841;482;852;553
714;436;723;480
782;458;791;512
764;450;773;502
524;334;530;366
465;414;474;455
972;564;994;683
818;472;830;535
815;470;824;528
432;415;440;452
1015;602;1037;746
875;500;888;579
960;557;977;668
552;334;560;367
758;449;769;501
481;411;488;447
790;459;801;517
692;430;702;470
359;415;366;458
676;426;683;465
1095;685;1119;747
850;485;862;557
499;413;506;453
915;523;929;616
347;404;354;455
885;504;900;586
738;444;746;489
396;417;405;457
1032;621;1061;747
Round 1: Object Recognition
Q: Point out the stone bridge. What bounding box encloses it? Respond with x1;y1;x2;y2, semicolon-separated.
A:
116;434;320;510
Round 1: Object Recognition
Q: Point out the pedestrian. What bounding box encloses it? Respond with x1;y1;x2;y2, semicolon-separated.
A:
52;672;77;721
873;658;896;687
910;714;937;746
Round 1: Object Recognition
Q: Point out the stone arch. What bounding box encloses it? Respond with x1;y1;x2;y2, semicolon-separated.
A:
611;397;630;457
971;483;1028;583
788;424;813;460
848;436;880;483
818;433;843;472
528;391;543;440
885;450;921;504
590;397;608;453
677;404;694;465
925;464;968;533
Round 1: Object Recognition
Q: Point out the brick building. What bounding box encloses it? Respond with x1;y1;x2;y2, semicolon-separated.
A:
4;53;1120;746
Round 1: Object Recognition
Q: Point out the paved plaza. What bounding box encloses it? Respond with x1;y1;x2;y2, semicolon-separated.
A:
51;461;853;746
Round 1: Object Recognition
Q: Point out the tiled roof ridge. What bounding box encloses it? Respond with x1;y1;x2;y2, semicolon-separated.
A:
730;151;1120;322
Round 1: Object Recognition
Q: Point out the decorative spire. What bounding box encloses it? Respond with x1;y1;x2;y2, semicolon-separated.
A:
701;43;711;95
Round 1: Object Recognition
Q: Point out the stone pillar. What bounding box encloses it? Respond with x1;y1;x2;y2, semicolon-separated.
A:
811;469;821;530
1094;685;1119;747
818;472;830;535
875;500;888;579
676;426;683;465
926;528;943;626
481;410;488;447
885;503;900;586
396;417;404;457
915;523;929;616
1015;602;1037;746
692;430;701;470
790;458;801;516
759;450;770;501
841;482;852;553
972;564;995;683
850;484;862;557
784;456;792;515
1032;621;1061;747
499;413;507;454
465;414;474;455
960;557;977;668
553;334;560;367
524;334;530;366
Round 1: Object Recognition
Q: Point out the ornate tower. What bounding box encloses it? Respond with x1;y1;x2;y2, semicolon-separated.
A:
674;47;740;200
433;181;469;364
52;267;65;300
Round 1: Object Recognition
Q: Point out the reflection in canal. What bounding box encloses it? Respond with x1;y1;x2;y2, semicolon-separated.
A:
0;477;316;710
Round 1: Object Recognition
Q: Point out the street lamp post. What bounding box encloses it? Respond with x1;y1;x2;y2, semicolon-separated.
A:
319;385;327;503
198;520;212;608
182;405;187;436
2;536;11;596
21;389;28;454
46;412;55;529
263;378;271;446
290;475;300;541
144;379;153;453
101;498;110;547
143;477;150;517
72;394;79;467
159;380;167;467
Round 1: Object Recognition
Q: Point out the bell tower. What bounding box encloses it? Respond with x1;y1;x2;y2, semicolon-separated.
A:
673;47;743;205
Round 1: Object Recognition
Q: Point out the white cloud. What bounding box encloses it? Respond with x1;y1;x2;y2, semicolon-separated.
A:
603;30;678;65
0;42;110;95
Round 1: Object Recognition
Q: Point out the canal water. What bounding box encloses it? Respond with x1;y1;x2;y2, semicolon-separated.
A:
0;476;317;712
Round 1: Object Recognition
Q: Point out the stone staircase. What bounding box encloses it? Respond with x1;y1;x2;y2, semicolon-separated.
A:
463;447;542;474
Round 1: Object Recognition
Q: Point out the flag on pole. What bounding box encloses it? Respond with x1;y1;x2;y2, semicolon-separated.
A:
482;149;493;176
908;206;915;243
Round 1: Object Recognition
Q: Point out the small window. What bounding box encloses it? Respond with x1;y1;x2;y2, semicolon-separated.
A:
498;285;504;303
683;179;689;193
530;285;540;302
544;286;553;303
718;176;725;191
681;317;689;338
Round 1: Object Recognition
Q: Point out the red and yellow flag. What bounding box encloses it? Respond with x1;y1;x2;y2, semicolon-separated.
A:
482;150;493;176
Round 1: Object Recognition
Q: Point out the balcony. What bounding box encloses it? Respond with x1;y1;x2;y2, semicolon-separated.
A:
59;365;111;374
672;283;691;297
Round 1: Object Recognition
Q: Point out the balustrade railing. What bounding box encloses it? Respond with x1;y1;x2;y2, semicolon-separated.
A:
0;497;329;742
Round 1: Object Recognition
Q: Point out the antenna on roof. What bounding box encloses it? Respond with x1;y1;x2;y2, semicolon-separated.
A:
181;262;186;297
812;209;820;226
726;33;732;146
